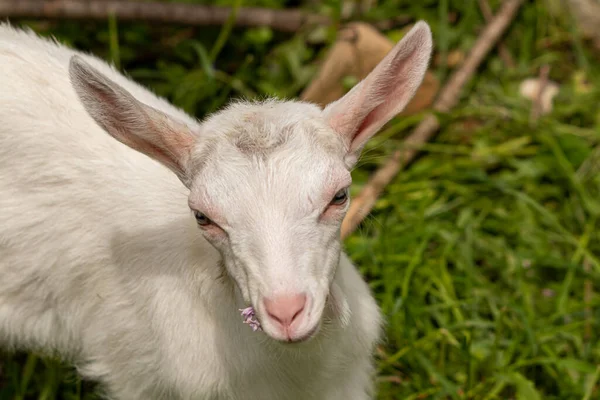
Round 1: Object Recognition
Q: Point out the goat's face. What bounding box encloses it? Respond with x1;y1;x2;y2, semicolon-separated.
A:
186;101;351;342
69;21;432;343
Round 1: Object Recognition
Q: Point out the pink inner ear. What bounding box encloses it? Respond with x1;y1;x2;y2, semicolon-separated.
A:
145;114;195;172
71;56;196;180
327;79;383;150
350;104;380;152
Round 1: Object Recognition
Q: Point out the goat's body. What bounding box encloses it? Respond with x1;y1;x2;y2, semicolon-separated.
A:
0;25;380;399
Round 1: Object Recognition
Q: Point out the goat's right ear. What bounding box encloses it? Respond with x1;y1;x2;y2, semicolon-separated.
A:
69;56;196;185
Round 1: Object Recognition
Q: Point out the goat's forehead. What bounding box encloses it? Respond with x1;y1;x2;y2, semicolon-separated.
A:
194;141;347;198
195;99;345;157
187;100;350;214
189;99;347;176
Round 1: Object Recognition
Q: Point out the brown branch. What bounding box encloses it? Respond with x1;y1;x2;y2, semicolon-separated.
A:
0;0;329;33
0;0;411;33
341;0;524;239
477;0;515;68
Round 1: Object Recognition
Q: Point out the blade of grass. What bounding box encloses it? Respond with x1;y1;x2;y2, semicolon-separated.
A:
209;0;243;62
583;364;600;400
108;12;120;70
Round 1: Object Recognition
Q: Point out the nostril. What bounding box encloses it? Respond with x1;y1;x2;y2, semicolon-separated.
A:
266;310;283;325
291;306;304;323
263;293;307;327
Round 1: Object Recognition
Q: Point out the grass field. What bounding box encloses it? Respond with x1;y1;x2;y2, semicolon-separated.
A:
1;0;600;399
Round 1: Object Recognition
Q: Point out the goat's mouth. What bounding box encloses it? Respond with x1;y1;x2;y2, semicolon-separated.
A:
238;303;321;342
285;322;320;343
266;319;321;345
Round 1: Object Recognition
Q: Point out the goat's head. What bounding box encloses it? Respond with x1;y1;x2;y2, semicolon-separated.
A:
69;21;432;343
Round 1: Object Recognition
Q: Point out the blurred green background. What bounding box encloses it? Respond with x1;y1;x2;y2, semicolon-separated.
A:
1;0;600;399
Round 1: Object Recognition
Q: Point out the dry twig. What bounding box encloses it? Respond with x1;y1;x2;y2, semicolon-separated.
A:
0;0;411;33
0;0;328;32
530;64;550;124
341;0;524;239
477;0;515;68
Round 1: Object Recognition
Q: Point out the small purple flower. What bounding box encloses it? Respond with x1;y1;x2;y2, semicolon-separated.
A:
240;307;254;319
239;306;262;332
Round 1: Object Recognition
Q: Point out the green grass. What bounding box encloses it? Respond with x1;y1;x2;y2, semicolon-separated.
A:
2;0;600;399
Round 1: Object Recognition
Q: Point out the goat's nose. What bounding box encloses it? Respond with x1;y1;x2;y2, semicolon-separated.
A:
263;293;307;327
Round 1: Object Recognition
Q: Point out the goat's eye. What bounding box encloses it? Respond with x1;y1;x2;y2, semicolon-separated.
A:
193;211;212;226
330;188;349;206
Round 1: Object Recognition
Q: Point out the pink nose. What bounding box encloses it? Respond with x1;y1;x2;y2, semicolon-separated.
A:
263;293;307;327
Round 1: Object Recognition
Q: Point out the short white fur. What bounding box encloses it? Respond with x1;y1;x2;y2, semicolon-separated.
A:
0;21;432;399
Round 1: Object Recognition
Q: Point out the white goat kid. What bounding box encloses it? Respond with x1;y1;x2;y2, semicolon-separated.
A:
0;21;432;400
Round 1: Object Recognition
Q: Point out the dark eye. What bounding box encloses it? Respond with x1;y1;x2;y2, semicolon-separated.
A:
193;211;212;226
330;188;349;206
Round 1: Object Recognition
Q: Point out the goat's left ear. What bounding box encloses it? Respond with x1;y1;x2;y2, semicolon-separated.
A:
322;21;433;165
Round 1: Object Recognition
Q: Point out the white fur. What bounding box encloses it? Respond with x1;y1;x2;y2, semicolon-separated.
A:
0;21;432;400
